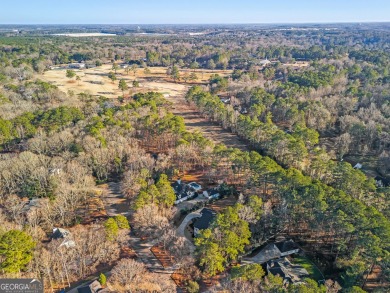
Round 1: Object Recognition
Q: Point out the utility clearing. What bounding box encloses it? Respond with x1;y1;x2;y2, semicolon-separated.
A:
41;65;247;150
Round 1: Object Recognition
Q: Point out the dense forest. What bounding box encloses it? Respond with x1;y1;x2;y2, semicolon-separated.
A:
0;24;389;293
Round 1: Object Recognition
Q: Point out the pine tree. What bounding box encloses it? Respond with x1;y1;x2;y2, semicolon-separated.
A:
171;65;180;82
156;174;176;208
104;218;119;241
98;273;107;286
118;79;128;95
0;230;36;273
115;215;130;230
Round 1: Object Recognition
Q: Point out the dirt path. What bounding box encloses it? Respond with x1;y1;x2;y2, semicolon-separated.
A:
177;104;248;151
98;182;129;217
128;237;168;273
161;83;248;151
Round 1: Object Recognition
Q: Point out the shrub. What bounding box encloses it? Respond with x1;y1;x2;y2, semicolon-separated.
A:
114;215;130;230
186;280;199;293
98;273;107;286
104;218;119;241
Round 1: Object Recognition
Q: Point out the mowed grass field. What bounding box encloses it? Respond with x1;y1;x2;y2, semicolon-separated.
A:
40;64;232;99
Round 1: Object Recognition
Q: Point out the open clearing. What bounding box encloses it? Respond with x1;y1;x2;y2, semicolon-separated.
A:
41;65;231;98
41;65;248;150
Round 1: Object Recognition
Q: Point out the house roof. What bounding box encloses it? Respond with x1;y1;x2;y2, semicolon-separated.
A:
193;208;216;230
205;189;220;196
275;240;299;253
77;281;103;293
375;176;390;187
171;181;185;194
22;198;44;212
60;239;76;248
172;182;196;200
260;59;271;65
188;182;201;189
52;228;71;239
247;240;299;264
209;189;220;195
251;243;282;264
267;258;309;284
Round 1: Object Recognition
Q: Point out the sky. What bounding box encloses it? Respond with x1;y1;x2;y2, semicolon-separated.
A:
0;0;389;24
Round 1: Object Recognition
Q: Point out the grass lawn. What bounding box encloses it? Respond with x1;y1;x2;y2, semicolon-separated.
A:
293;255;324;281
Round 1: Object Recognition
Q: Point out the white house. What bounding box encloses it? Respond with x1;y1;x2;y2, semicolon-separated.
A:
172;179;198;205
260;59;271;66
174;190;196;204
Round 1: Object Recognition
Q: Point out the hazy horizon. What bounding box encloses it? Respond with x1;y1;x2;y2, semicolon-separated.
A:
1;22;390;25
1;0;389;25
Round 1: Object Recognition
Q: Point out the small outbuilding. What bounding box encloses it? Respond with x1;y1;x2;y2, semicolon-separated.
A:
77;280;110;293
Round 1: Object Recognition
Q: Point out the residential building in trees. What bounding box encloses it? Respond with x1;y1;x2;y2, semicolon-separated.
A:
193;208;216;236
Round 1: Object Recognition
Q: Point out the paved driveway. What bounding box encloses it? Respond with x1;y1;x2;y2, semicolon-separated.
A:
176;209;202;254
99;182;129;217
177;209;201;238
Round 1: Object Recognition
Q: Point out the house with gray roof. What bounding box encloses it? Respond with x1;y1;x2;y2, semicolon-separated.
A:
267;257;309;285
78;280;110;293
193;208;216;236
52;227;71;239
171;179;200;204
247;239;300;264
